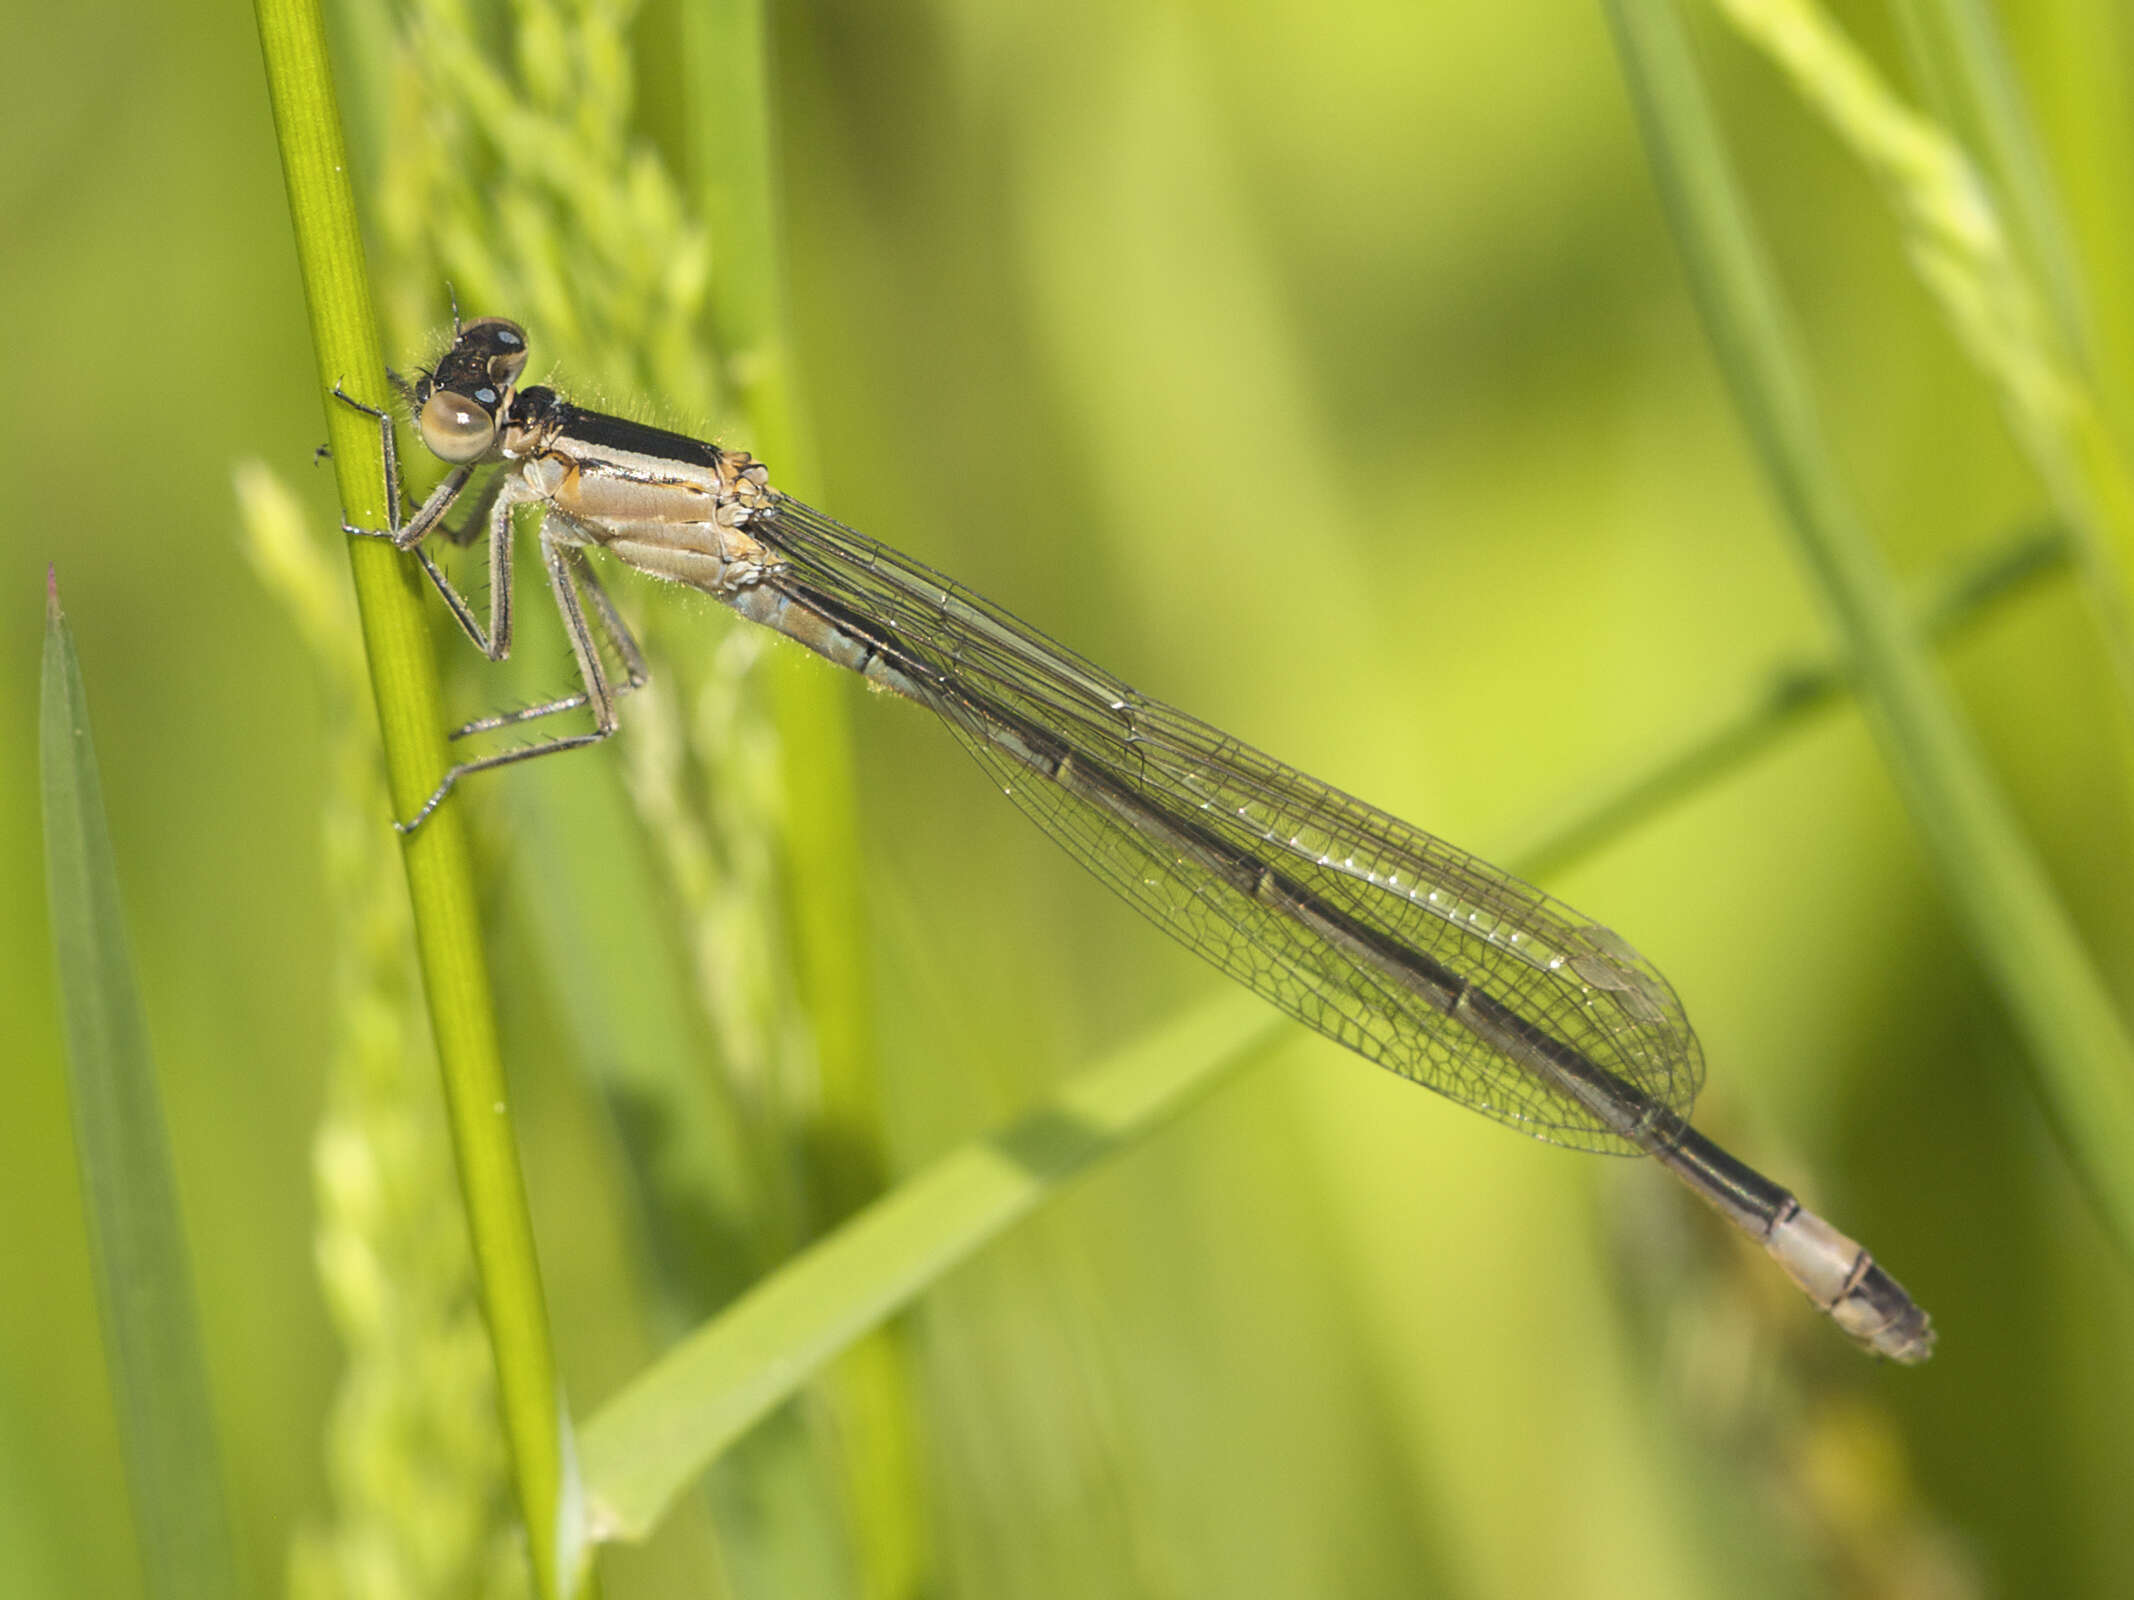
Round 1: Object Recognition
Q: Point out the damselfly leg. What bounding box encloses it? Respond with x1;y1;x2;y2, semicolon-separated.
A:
332;366;647;830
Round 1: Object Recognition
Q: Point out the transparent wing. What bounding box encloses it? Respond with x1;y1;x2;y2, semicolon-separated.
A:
753;494;1705;1153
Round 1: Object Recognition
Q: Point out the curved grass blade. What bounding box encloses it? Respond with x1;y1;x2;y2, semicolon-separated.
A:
1516;519;2068;880
579;994;1283;1543
40;571;241;1600
1605;0;2134;1257
1891;0;2094;361
1713;0;2134;724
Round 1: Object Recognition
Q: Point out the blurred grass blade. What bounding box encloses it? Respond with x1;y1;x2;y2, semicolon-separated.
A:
237;464;530;1600
1891;0;2093;361
1712;0;2134;719
1517;519;2069;881
580;994;1282;1542
1605;0;2134;1257
39;572;242;1600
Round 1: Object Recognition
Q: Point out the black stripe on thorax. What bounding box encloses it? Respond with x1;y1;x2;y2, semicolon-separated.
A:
549;402;727;470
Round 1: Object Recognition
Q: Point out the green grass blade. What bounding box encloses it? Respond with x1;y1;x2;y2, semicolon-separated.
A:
1891;0;2094;365
39;573;242;1600
1713;0;2134;721
238;464;528;1600
679;3;927;1590
249;3;580;1591
1516;519;2069;880
579;994;1283;1543
1605;0;2134;1256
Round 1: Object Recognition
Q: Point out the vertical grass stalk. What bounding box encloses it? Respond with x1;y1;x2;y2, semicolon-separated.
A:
1604;0;2134;1257
250;3;582;1592
680;5;930;1592
1714;0;2134;725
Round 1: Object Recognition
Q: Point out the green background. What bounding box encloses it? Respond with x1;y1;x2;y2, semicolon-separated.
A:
7;0;2133;1595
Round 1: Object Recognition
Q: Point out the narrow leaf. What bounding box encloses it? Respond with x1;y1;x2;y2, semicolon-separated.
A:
40;571;242;1600
580;994;1282;1541
1606;0;2134;1257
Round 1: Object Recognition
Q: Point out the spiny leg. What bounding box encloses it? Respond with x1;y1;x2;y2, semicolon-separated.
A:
574;548;650;687
398;470;522;670
329;384;515;660
436;467;508;548
449;549;649;739
396;529;623;832
331;384;476;546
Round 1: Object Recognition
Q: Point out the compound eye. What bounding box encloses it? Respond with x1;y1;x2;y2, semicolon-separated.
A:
465;317;530;386
420;386;500;462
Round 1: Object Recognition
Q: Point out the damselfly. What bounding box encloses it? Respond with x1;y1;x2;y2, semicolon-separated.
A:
336;314;1934;1362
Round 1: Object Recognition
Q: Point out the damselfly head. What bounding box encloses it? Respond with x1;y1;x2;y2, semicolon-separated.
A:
460;318;531;387
416;318;531;464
